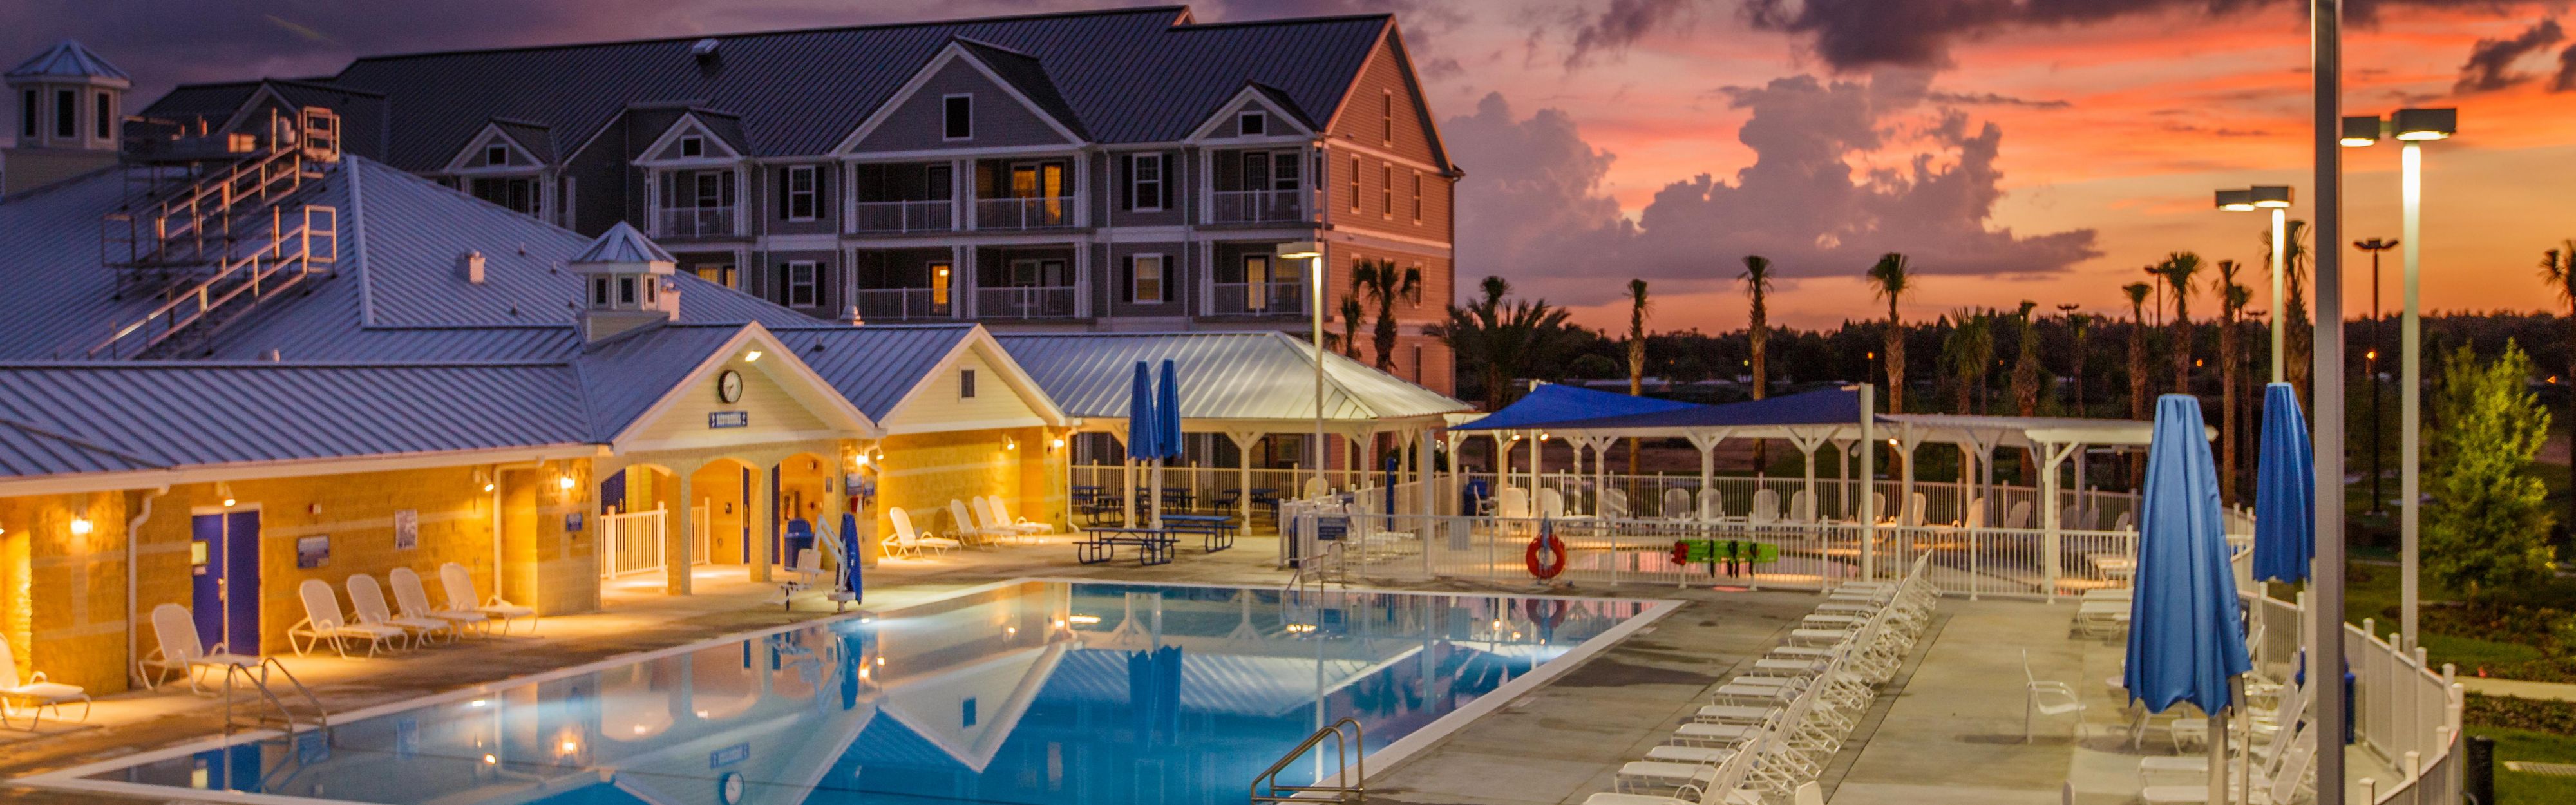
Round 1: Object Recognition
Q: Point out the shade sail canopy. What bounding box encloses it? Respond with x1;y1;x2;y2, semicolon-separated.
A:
2252;383;2315;583
1448;383;1703;432
1524;386;1861;435
2125;395;2252;714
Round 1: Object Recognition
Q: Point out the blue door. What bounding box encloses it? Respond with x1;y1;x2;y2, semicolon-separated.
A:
190;511;262;655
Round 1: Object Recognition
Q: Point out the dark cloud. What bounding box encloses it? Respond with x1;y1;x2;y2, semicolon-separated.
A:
2454;18;2563;93
1925;90;2072;108
1739;0;2499;73
1565;0;1701;69
1444;75;2098;305
2559;41;2576;91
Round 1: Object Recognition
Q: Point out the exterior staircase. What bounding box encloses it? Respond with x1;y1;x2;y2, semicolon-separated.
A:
79;106;342;359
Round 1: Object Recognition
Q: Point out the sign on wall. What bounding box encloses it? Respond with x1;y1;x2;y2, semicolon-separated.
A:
708;410;750;429
296;536;331;569
393;509;419;551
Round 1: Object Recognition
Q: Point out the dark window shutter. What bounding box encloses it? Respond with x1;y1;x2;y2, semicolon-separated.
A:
1120;256;1135;303
1160;156;1174;210
777;168;790;216
1159;256;1173;303
1120;156;1134;211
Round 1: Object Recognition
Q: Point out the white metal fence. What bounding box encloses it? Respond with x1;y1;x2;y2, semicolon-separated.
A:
2244;594;2465;804
600;508;665;578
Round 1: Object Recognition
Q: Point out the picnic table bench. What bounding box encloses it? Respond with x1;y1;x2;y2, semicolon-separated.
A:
1076;528;1176;565
1158;514;1238;553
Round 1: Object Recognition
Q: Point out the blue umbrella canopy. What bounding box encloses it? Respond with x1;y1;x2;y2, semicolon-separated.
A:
1126;361;1162;460
1156;359;1184;460
2251;383;2315;583
2126;395;2253;714
840;511;862;597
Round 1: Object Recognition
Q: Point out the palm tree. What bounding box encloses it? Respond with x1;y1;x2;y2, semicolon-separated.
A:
1743;257;1776;474
1625;279;1651;474
1867;253;1913;412
1351;259;1422;372
2011;301;2041;416
2155;252;2204;395
2537;242;2576;531
2058;305;2090;416
2265;220;2314;401
1941;309;1994;415
1338;296;1364;360
2123;281;2155;482
2215;260;2251;502
1430;276;1577;412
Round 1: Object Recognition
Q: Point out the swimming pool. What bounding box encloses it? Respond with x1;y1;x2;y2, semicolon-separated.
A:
26;580;1670;805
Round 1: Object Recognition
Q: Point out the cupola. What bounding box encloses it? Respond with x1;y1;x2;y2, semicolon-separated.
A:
570;222;679;341
6;39;129;193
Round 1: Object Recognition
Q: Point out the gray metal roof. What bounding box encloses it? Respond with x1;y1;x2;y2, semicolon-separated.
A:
8;39;129;82
570;222;674;265
994;331;1467;425
140;6;1407;171
489;118;556;164
571;325;743;438
773;325;976;420
0;419;161;478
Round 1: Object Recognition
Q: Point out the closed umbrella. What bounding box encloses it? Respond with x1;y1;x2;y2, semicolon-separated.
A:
2251;383;2314;583
1126;362;1160;526
839;511;862;600
2126;394;2254;804
1155;359;1185;527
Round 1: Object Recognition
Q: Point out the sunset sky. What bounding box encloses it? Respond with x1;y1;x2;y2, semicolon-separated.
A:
12;0;2573;330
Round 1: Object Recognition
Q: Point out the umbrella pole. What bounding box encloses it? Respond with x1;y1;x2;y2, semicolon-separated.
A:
2209;706;2228;805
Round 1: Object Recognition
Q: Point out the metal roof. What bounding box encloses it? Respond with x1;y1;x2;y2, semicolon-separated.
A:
7;39;129;82
0;419;162;477
139;6;1408;171
570;222;675;265
994;331;1468;426
773;325;976;421
571;325;744;439
489;118;556;164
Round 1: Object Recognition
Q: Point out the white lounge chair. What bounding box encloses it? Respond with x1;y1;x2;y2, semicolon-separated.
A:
1748;490;1779;525
883;507;958;558
1699;488;1727;521
0;634;88;728
287;578;408;658
2004;500;2033;529
2021;649;2086;742
1495;486;1532;518
1662;488;1694;520
440;562;536;635
1598;487;1631;518
348;574;453;647
947;498;1003;546
1538;488;1566;519
985;495;1052;538
1787;489;1815;523
390;567;488;638
139;603;262;694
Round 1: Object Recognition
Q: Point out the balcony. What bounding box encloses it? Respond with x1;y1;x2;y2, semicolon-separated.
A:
656;205;739;239
853;288;951;321
1211;189;1307;224
1211;281;1305;316
977;285;1078;319
850;200;952;234
975;196;1074;231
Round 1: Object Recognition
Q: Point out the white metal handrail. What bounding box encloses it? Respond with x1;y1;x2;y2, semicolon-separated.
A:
656;205;739;238
1212;189;1305;223
976;285;1077;319
974;196;1074;230
1212;281;1305;315
853;287;951;321
849;199;952;233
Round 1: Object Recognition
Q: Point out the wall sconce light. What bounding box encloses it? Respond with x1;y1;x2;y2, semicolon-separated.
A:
744;350;764;363
1050;437;1065;450
68;516;93;536
476;469;495;493
1004;438;1018;451
854;453;871;467
557;474;577;492
217;482;236;508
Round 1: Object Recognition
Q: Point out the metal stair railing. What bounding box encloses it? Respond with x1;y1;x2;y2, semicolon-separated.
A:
1251;717;1366;804
81;204;337;359
101;107;339;273
222;656;328;738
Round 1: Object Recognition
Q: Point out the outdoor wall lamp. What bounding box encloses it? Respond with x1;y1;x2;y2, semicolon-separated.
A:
558;474;577;491
475;468;495;492
68;515;93;535
217;482;236;507
744;350;763;363
1004;437;1019;451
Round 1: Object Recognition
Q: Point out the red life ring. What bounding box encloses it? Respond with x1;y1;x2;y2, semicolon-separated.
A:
1525;533;1568;580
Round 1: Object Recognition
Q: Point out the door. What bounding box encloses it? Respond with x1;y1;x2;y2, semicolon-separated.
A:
190;510;261;655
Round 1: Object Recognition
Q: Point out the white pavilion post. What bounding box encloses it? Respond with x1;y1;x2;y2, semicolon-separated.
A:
1227;431;1259;529
1688;431;1723;518
1858;385;1878;582
1832;438;1854;520
2040;440;2077;603
1527;431;1542;504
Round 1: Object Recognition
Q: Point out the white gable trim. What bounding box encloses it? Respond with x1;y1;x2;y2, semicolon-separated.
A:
633;112;746;167
607;324;883;451
211;82;298;138
440;122;546;174
831;41;1085;155
876;327;1071;433
1185;86;1315;143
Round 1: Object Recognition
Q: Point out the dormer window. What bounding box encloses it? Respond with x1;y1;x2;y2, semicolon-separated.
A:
484;143;509;166
1238;111;1267;137
943;94;972;140
679;135;704;158
960;369;977;399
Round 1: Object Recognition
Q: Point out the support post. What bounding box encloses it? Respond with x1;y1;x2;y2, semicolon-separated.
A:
1859;385;1877;582
2309;1;2350;799
2400;140;2423;651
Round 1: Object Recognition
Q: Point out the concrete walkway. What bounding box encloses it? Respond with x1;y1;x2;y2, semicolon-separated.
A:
2459;676;2576;702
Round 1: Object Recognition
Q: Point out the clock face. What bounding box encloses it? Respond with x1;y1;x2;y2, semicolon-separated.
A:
717;370;744;404
719;772;744;804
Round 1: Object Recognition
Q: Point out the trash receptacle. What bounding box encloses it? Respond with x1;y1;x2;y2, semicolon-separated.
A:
784;518;815;565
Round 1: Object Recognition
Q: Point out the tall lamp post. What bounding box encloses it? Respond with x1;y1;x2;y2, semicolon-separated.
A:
2355;237;2398;516
1278;240;1327;497
2214;186;2294;383
2341;107;2456;652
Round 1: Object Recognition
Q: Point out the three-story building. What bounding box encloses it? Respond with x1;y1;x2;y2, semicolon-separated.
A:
131;6;1460;392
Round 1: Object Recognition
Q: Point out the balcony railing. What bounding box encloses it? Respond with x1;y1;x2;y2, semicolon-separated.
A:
1211;189;1306;224
977;285;1079;319
1211;281;1305;316
849;200;952;234
656;205;738;238
974;196;1074;231
853;288;951;321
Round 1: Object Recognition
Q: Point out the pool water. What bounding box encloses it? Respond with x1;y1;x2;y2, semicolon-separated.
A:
65;581;1661;805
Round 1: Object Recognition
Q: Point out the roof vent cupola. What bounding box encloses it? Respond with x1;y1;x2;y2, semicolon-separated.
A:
5;39;129;193
569;222;679;342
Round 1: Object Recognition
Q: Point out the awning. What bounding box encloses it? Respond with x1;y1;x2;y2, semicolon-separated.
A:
1448;383;1701;432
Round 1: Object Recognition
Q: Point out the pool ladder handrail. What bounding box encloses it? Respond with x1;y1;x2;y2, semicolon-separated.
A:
222;656;329;739
1251;717;1365;804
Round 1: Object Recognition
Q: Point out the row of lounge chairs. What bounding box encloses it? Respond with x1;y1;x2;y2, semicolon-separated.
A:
1585;556;1938;805
282;564;535;659
881;496;1052;558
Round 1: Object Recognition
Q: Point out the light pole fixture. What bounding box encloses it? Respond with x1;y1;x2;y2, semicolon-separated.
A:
2342;106;2454;652
1277;240;1326;497
2215;186;2293;383
2354;237;2398;516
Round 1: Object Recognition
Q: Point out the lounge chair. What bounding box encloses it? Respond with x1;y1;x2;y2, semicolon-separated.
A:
1598;487;1630;518
1495;486;1532;518
440;562;536;635
390;567;488;638
0;634;88;728
1698;488;1727;521
348;574;454;647
1662;488;1694;520
947;499;1003;546
287;578;408;658
2005;500;2033;530
1748;490;1779;525
883;507;958;558
139;602;261;694
1788;489;1815;523
2020;649;2086;742
985;495;1052;538
1537;488;1566;519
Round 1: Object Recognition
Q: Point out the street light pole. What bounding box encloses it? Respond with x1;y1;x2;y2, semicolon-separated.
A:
2215;187;2291;384
2356;238;2396;516
2343;108;2454;653
2307;1;2349;800
1280;240;1327;498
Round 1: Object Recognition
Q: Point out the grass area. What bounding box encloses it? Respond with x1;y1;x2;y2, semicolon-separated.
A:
2334;563;2559;672
2469;726;2576;803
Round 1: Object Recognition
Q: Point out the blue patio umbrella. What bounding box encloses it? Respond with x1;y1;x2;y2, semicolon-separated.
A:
1155;359;1184;460
2126;395;2253;802
839;511;862;598
1126;361;1162;460
2251;383;2315;583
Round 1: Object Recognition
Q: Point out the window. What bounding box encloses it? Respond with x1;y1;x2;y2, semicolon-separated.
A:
93;92;111;140
1381;91;1394;144
1273;151;1301;190
782;165;818;220
1125;254;1166;303
618;276;637;305
678;135;703;158
593;278;611;305
1412;345;1424;383
1126;153;1164;211
1347;156;1360;212
484;143;509;166
54;90;74;138
17;90;32;137
1411;171;1423;222
1243;255;1273;312
930;262;952;307
943;94;972;140
695;172;727;209
960;369;978;399
1238;111;1267;136
470;176;541;218
693;263;736;289
784;260;818;308
1379;164;1393;217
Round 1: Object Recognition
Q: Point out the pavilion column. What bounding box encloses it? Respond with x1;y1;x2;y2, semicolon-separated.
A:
1227;431;1259;529
1831;439;1854;520
749;460;773;583
1417;428;1438;520
1526;431;1540;499
669;468;694;596
2040;440;2079;602
1858;384;1877;581
1792;432;1822;523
